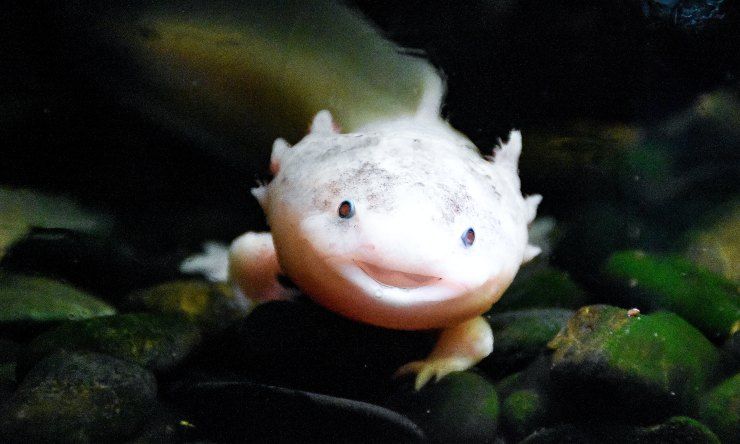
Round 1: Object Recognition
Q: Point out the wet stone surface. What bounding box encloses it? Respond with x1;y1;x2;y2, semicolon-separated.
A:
168;375;426;443
17;313;202;378
386;371;500;444
0;271;116;328
0;350;158;443
548;305;722;422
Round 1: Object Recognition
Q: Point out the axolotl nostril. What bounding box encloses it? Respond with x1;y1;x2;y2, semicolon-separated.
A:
229;80;542;390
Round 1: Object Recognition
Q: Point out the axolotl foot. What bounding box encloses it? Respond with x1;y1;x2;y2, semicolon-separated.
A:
394;316;493;390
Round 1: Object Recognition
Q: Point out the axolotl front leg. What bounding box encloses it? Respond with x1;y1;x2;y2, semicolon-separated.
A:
229;232;296;302
396;317;493;390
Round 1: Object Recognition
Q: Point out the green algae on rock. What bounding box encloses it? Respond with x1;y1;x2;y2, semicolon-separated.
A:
18;313;201;377
0;351;157;443
501;389;547;440
494;267;589;312
548;305;722;422
699;372;740;443
127;280;248;331
603;250;740;340
0;272;115;325
480;308;573;378
386;371;499;444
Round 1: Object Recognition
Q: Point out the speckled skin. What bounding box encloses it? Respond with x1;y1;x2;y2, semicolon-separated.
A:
230;105;541;389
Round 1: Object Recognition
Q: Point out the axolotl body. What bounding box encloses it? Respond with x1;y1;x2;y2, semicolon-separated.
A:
230;95;541;389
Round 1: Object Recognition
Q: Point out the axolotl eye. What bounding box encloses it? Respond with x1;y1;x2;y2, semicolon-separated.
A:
462;228;475;247
338;200;355;219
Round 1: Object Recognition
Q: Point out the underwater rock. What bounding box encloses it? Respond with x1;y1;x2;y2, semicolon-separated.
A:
548;305;722;422
699;372;740;443
1;228;180;299
125;280;248;332
0;188;111;262
494;266;589;312
168;376;425;443
207;298;434;402
0;350;157;443
683;203;739;283
18;313;201;378
501;389;548;441
0;271;115;326
603;250;740;341
519;416;720;443
479;308;573;378
386;371;500;444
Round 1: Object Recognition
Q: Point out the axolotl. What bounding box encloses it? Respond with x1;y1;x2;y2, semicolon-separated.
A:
229;86;541;389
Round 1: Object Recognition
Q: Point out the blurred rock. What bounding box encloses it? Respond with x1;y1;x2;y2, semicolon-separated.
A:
495;266;589;312
0;187;111;262
603;250;740;341
18;313;201;378
0;351;157;443
168;376;425;443
548;305;722;422
0;271;115;327
683;203;739;283
699;372;739;443
386;371;500;444
1;228;180;300
480;308;573;378
126;280;248;332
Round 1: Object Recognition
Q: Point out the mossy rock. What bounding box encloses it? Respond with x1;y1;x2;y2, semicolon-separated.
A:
603;250;740;341
548;305;722;422
501;389;548;440
495;267;589;312
0;272;115;325
18;313;201;377
126;280;248;331
0;351;157;443
386;371;499;443
699;373;740;443
480;308;573;378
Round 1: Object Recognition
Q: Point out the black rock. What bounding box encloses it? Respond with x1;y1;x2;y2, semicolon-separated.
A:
0;350;157;443
168;376;426;443
199;298;435;402
520;417;720;443
1;228;180;300
386;371;500;444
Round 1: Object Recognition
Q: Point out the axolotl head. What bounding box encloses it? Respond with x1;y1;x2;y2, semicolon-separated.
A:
254;111;541;330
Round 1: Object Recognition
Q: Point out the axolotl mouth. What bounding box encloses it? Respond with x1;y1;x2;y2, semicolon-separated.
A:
353;260;442;289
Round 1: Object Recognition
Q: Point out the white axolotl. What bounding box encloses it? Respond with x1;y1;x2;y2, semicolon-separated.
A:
229;80;541;389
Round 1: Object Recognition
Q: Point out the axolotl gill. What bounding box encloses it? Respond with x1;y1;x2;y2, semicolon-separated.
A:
230;81;542;389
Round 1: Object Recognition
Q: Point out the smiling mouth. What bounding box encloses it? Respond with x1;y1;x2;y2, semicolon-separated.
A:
354;260;442;289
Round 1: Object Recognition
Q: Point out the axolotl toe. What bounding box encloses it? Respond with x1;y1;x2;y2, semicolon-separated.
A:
230;105;541;390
